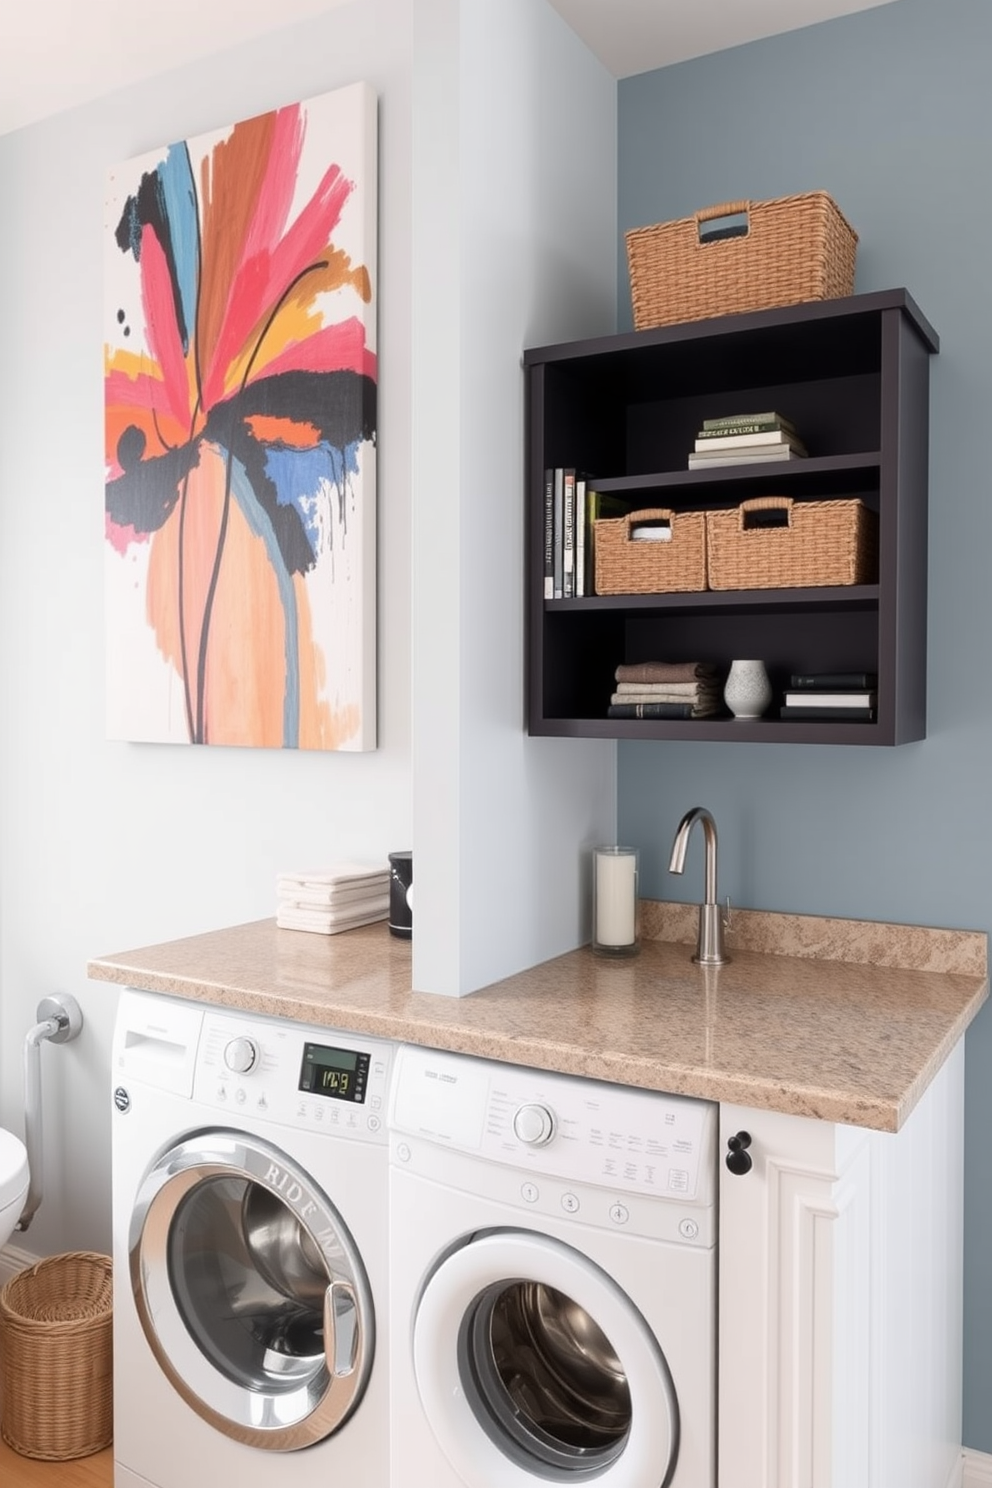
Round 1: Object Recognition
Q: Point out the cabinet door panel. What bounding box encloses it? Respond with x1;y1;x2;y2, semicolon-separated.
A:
718;1105;854;1488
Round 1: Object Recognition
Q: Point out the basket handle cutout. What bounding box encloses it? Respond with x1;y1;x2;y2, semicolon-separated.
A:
739;496;793;531
626;509;673;542
696;200;750;245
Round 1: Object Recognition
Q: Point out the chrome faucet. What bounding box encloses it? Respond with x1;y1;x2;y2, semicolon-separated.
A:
668;806;730;966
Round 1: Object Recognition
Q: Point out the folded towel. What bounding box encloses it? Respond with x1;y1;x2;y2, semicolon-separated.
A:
276;902;390;935
277;862;389;889
277;880;390;909
611;688;721;705
614;661;720;685
613;680;719;699
278;891;389;920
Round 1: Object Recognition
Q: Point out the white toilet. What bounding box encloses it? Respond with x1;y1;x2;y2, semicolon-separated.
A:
0;1128;29;1248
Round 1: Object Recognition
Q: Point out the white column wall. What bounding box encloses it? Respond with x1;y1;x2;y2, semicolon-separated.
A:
411;0;618;996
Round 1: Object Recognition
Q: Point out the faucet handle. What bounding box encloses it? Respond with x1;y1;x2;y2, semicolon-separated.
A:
723;896;733;929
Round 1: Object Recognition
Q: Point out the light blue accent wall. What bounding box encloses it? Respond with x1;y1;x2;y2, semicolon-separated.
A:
617;0;992;1451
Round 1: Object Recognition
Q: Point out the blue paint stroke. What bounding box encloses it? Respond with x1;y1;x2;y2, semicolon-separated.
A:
157;146;200;360
228;453;300;747
263;440;361;558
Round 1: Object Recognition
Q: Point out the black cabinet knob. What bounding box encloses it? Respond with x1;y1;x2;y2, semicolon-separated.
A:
725;1130;753;1175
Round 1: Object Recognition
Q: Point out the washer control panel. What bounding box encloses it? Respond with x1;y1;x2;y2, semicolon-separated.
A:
112;989;392;1143
194;1011;391;1139
389;1045;716;1205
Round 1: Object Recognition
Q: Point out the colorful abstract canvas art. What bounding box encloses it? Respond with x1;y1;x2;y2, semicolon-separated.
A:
104;82;377;750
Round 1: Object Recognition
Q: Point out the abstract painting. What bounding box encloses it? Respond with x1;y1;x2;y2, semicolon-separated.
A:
104;82;377;750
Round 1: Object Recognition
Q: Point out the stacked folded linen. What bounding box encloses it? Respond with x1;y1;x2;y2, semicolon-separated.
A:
276;863;390;935
608;660;724;719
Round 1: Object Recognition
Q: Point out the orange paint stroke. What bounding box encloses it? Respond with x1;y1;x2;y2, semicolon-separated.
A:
197;111;280;407
200;493;288;747
244;415;321;449
145;440;298;746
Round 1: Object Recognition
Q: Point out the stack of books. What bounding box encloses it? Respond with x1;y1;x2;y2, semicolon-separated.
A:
608;660;723;719
276;863;390;934
543;468;629;598
779;671;878;722
688;411;807;470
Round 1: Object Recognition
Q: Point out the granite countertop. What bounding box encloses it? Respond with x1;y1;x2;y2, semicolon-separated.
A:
87;902;988;1133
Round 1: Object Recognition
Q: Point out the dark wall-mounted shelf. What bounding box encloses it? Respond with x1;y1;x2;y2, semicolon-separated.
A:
524;289;938;746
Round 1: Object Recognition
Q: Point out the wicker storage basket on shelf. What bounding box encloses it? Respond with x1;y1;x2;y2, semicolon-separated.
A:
706;496;878;591
594;508;707;595
625;191;857;330
0;1251;113;1460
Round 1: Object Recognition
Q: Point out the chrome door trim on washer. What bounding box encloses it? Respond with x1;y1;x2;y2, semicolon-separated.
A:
413;1228;680;1487
130;1129;374;1451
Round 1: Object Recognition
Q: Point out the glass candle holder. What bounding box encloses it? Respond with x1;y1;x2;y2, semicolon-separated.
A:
592;846;640;957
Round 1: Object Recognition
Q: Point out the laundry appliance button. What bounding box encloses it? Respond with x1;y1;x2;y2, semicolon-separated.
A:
223;1036;259;1075
513;1103;556;1147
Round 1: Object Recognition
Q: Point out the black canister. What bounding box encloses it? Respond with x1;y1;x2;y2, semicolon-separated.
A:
388;851;413;938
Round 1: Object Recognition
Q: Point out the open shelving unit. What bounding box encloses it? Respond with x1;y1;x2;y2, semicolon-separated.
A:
523;289;939;745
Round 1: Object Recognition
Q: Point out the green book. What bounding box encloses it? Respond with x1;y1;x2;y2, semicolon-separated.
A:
701;410;797;433
585;489;631;595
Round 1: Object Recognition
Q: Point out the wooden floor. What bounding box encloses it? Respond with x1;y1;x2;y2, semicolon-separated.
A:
0;1437;112;1486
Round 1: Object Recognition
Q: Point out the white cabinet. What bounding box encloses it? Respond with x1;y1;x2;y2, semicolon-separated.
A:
718;1043;964;1488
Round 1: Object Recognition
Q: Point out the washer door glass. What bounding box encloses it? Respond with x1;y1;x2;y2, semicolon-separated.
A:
130;1130;373;1450
414;1229;679;1486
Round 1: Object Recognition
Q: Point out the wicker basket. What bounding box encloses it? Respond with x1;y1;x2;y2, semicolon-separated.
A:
626;191;857;330
0;1251;113;1460
594;508;707;595
706;496;878;591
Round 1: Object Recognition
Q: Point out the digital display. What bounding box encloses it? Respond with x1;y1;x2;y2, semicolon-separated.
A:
298;1043;370;1104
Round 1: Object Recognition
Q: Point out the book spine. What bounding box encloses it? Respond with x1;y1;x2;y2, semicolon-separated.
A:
696;423;782;439
553;467;564;599
688;451;799;468
789;672;878;689
783;693;876;708
702;411;796;431
694;430;799;450
574;477;587;597
607;702;695;719
543;468;554;600
779;706;876;721
562;469;576;598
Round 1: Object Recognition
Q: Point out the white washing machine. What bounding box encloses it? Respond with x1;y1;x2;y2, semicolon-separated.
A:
389;1045;717;1488
111;988;393;1488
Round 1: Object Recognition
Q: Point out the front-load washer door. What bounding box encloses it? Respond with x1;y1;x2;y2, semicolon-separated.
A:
129;1129;374;1450
413;1229;679;1487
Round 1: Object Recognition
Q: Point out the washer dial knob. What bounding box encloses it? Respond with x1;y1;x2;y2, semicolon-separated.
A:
513;1102;556;1147
224;1036;259;1075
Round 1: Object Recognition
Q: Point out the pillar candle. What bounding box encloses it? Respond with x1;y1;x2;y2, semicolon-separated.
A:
593;847;639;953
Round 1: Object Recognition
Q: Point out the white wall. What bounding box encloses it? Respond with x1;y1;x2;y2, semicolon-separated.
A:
0;0;619;1254
411;0;619;996
0;0;414;1256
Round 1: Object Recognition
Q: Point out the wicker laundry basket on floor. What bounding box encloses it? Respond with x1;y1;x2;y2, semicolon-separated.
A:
0;1251;113;1460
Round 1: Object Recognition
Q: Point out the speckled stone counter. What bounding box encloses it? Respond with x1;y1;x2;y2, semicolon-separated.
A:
87;905;988;1133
